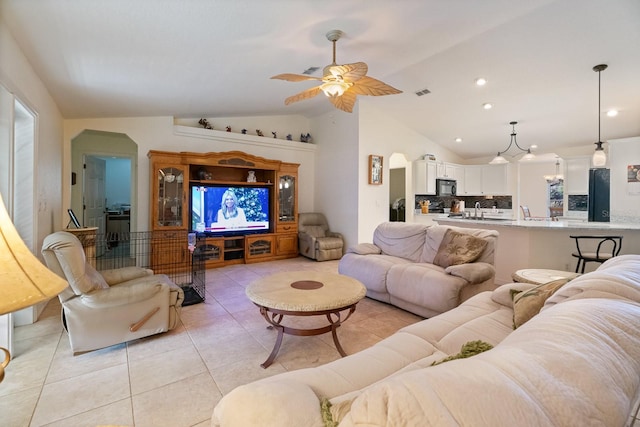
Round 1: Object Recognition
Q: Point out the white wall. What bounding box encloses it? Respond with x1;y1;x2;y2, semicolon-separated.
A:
309;108;360;248
0;19;65;327
357;102;465;241
609;136;640;223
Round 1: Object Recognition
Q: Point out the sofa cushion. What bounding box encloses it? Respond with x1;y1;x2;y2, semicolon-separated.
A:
347;243;381;255
339;253;412;296
387;264;468;314
79;263;110;294
432;229;488;268
511;278;571;328
373;222;427;262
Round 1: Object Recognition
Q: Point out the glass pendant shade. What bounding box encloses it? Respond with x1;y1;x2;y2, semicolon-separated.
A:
489;154;508;165
592;143;607;167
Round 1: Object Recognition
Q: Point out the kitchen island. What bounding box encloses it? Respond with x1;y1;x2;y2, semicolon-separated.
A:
436;217;640;284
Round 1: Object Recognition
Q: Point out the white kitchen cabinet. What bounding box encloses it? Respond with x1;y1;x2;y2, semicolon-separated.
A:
413;160;437;194
461;164;509;195
565;157;590;194
463;166;483;195
482;164;510;195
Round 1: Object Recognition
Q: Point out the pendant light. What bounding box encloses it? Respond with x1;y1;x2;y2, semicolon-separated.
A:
489;121;535;164
592;64;608;168
544;157;564;184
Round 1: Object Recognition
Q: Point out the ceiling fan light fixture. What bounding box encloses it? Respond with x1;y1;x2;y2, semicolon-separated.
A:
320;80;351;97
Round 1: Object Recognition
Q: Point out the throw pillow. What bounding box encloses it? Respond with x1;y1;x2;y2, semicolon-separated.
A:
511;278;572;329
304;225;326;238
433;229;488;268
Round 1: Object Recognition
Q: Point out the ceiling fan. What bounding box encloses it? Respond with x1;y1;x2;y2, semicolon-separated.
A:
271;30;402;113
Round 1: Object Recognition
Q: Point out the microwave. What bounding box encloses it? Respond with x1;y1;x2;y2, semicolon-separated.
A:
436;179;457;196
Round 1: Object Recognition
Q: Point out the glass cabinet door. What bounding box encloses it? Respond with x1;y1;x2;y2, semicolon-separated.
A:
278;174;296;222
156;165;187;228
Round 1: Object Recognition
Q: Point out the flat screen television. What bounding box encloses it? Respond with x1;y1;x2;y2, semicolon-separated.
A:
190;184;271;236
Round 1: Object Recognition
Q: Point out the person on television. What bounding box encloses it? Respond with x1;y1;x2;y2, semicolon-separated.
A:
215;189;247;228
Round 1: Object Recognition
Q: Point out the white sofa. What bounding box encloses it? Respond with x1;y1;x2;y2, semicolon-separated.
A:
338;222;499;318
212;254;640;426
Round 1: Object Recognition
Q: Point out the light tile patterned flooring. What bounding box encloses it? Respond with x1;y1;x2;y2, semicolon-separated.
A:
1;257;422;427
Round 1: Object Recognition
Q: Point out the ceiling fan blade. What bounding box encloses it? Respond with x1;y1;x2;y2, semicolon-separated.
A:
327;62;368;83
329;90;357;113
350;76;402;96
271;73;322;82
284;86;322;105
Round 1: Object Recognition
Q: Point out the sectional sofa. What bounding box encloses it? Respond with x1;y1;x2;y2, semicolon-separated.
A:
212;254;640;426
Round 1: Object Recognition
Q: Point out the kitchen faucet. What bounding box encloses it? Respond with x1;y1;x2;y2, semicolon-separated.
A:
474;202;481;219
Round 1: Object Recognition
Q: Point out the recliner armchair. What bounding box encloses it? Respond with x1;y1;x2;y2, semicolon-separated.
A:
298;212;344;261
41;231;184;355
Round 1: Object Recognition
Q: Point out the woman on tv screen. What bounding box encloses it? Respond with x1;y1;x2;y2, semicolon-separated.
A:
216;189;247;227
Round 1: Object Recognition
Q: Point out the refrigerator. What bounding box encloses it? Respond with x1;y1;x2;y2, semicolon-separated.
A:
588;168;610;222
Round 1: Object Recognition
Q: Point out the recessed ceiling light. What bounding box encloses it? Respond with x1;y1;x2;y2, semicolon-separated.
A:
482;103;492;110
455;137;463;143
475;78;487;86
607;109;618;117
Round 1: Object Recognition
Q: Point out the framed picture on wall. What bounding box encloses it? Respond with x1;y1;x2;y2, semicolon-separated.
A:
369;155;383;185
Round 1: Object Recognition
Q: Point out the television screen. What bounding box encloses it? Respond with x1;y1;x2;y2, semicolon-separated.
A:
190;185;270;235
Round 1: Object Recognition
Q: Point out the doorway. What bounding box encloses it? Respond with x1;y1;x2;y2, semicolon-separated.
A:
71;130;137;235
389;153;410;222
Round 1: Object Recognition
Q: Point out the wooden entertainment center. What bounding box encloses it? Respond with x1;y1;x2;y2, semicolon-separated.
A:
148;150;299;271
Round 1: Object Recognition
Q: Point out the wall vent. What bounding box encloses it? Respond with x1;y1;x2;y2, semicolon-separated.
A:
415;88;431;96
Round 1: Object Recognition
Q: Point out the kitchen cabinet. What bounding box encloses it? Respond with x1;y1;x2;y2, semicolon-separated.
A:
461;164;509;195
413;160;436;194
565;157;590;194
462;166;483;195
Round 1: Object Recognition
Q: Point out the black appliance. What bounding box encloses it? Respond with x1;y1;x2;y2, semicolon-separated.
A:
436;178;456;196
588;168;610;222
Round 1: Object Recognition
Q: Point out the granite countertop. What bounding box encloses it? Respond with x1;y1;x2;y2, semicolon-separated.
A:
435;217;640;231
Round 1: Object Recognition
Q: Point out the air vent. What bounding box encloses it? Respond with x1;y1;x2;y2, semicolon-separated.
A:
415;88;431;96
302;66;320;75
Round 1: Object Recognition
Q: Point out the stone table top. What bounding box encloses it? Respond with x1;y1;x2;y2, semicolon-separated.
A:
246;271;366;312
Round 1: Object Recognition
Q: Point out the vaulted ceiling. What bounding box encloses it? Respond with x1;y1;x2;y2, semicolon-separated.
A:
1;0;639;160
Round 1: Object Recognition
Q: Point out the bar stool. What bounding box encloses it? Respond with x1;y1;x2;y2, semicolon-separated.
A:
570;235;623;273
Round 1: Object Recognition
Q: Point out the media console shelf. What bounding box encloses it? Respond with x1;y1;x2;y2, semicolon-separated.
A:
148;150;299;270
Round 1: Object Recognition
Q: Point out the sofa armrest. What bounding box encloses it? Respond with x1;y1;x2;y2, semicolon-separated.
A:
100;266;153;285
346;243;382;255
80;282;165;308
445;262;495;283
327;231;343;240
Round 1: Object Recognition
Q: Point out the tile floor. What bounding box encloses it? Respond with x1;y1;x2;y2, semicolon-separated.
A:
1;257;422;427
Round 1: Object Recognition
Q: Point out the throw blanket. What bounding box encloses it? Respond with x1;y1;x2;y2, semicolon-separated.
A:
339;298;640;426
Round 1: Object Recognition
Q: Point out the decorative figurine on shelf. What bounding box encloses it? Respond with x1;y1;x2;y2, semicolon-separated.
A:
256;129;264;137
226;126;232;132
300;133;313;143
247;170;257;183
198;118;213;129
272;131;277;138
286;134;293;141
304;133;313;143
197;167;208;180
241;128;247;134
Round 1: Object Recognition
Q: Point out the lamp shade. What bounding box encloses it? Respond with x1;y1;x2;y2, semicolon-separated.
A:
0;193;68;316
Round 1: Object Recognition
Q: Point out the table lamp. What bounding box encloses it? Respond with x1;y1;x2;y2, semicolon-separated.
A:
0;193;68;383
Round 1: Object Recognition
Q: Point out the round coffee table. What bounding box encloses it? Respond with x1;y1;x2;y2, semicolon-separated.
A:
246;271;366;368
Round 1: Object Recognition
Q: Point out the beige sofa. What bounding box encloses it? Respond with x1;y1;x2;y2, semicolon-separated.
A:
338;222;499;318
42;231;184;354
212;254;640;426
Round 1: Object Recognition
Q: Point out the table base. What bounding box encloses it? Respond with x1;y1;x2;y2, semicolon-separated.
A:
257;304;357;368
